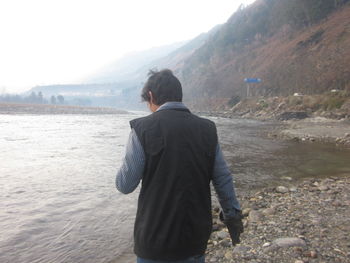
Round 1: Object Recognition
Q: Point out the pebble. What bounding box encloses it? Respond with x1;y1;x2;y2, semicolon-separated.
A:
242;208;251;217
249;210;263;223
276;186;289;193
289;186;297;192
281;176;293;181
224;251;233;260
219;239;231;247
262;207;275;216
233;245;251;254
272;237;307;248
310;250;317;258
262;242;271;247
216;231;229;240
318;185;329;191
212;224;220;231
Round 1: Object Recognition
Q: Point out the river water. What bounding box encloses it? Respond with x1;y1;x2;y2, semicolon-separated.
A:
1;113;350;263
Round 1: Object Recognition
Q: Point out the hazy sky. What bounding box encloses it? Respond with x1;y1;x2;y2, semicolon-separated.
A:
0;0;255;93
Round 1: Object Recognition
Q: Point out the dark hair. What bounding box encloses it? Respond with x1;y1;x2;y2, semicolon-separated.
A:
141;69;183;105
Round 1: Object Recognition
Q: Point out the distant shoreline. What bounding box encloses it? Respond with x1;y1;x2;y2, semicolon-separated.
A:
0;102;129;115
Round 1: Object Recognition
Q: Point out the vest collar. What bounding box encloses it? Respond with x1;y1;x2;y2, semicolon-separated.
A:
156;102;190;113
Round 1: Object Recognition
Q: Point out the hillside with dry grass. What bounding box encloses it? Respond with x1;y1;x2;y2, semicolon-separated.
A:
178;0;350;112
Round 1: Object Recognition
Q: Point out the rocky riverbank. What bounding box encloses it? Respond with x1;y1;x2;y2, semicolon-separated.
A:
197;112;350;148
0;102;128;115
270;117;350;148
196;92;350;147
207;176;350;263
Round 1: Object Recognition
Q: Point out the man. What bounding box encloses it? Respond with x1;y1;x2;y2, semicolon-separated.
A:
116;69;243;263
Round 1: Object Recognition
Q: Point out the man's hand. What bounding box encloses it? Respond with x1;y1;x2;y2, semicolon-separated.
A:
219;210;244;246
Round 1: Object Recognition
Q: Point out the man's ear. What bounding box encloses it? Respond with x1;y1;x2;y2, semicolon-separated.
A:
148;91;155;105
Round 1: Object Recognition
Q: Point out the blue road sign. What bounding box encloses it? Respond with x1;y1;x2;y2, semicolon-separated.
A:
244;78;262;83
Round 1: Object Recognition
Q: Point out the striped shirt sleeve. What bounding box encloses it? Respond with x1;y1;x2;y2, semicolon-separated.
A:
116;128;145;194
212;143;241;218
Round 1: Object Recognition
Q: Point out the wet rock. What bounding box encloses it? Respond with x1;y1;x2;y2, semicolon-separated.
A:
276;186;289;193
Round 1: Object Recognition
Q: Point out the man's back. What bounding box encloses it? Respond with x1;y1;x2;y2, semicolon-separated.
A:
116;69;242;263
130;108;217;261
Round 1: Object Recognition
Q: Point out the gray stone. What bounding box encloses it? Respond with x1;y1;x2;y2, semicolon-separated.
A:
276;186;289;193
273;237;307;248
281;176;293;181
249;210;263;223
262;242;271;247
242;208;251;217
212;223;220;231
216;231;229;240
224;251;233;260
233;245;251;254
289;186;297;192
318;185;329;191
220;239;231;247
264;237;306;252
262;207;275;216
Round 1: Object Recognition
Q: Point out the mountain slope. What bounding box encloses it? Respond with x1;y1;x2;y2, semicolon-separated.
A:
177;0;350;109
85;41;186;84
136;24;222;76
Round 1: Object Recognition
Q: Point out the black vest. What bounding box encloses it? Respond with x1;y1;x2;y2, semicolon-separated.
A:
130;108;218;261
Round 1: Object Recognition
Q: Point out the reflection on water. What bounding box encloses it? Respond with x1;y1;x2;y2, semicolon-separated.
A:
1;114;350;263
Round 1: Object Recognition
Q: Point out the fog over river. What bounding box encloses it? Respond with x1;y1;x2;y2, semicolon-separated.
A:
1;113;350;263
